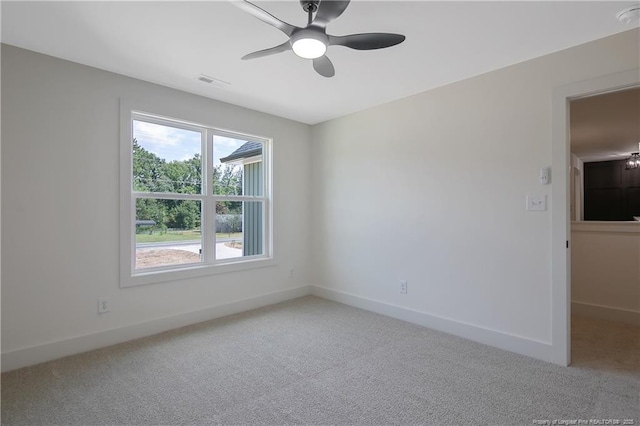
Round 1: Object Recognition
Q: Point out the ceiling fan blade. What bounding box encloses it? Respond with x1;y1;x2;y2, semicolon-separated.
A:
312;55;335;78
236;1;298;36
329;33;406;50
242;41;291;60
313;0;351;28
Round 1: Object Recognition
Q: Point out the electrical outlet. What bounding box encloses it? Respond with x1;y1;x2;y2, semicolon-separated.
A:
400;280;408;294
98;297;111;314
289;269;294;278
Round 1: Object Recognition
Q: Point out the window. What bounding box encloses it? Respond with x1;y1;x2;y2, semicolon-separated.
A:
121;109;271;286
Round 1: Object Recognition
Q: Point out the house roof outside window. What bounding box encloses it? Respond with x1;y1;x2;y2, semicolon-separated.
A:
220;141;262;163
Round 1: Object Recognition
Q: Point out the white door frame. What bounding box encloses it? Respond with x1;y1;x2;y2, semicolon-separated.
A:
550;69;640;366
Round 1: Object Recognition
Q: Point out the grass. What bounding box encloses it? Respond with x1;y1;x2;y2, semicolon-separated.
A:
136;229;242;243
217;233;242;239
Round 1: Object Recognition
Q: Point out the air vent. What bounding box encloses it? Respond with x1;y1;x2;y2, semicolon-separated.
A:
196;74;231;88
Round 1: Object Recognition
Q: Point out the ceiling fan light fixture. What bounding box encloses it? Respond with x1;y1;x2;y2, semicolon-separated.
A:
292;37;327;59
290;29;328;59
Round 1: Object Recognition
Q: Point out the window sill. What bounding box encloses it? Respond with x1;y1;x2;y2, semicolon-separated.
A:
120;257;276;288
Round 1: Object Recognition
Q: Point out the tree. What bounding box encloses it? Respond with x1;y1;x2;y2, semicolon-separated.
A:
133;139;242;230
164;154;201;194
167;201;200;230
132;139;171;192
223;214;242;236
214;165;243;214
135;198;166;233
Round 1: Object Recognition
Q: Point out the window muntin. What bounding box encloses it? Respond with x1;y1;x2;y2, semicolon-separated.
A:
125;111;271;283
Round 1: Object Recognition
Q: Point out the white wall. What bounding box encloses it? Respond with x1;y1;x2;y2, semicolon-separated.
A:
571;222;640;325
1;45;312;369
0;36;3;361
310;29;640;362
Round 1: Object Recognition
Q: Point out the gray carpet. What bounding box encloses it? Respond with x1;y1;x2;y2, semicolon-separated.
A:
2;296;639;425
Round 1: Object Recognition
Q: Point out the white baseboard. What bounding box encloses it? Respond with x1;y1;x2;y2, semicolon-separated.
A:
311;285;556;364
1;285;312;372
572;301;640;325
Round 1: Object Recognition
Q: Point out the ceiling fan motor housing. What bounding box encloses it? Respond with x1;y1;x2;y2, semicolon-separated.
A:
291;27;328;46
300;0;319;13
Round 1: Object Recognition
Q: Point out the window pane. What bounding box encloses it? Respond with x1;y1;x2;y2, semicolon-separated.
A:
135;198;202;269
133;120;202;194
214;136;263;196
216;201;263;260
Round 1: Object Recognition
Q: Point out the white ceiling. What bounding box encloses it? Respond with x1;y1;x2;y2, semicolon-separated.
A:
1;1;638;124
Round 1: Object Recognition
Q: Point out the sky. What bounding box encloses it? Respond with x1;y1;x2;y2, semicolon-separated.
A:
133;120;248;165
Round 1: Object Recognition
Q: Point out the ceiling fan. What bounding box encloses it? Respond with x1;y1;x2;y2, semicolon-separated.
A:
237;0;406;78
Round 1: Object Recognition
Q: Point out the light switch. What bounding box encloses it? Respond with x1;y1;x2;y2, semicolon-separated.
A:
526;195;546;211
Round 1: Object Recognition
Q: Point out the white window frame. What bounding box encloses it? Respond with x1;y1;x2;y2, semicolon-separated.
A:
120;102;273;288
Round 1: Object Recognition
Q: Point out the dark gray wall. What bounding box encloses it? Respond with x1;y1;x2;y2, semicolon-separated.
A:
584;159;640;221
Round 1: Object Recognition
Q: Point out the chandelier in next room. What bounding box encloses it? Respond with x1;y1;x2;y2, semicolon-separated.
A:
625;152;640;170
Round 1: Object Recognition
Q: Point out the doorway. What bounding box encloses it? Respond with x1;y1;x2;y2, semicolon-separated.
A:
568;87;640;373
551;69;640;367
